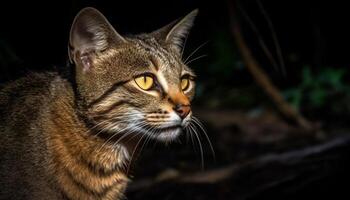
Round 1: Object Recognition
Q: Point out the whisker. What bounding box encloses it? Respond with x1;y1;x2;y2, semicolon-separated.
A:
184;41;208;64
94;124;123;153
184;126;190;144
185;54;207;65
142;125;157;149
96;119;144;153
92;120;115;138
187;124;197;155
89;113;143;138
117;121;149;147
189;123;204;170
126;123;155;174
83;120;108;137
192;116;216;161
92;112;142;119
113;122;149;147
95;112;147;155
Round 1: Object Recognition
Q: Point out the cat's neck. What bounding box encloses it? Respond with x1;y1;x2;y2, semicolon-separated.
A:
43;77;130;199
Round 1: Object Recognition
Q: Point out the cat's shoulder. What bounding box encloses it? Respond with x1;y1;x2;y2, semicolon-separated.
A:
0;71;68;98
1;71;58;92
0;71;70;118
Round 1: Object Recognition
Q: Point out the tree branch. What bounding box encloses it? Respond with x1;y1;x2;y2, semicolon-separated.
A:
227;0;314;131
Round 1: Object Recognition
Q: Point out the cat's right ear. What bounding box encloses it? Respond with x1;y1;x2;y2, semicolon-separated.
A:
68;7;126;72
151;9;198;55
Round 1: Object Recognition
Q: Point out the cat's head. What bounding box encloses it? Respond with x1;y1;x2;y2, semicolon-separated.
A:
69;7;198;142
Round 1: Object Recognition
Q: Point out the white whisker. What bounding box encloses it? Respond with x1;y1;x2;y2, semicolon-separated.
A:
192;116;216;161
189;123;204;170
185;54;207;65
184;41;208;64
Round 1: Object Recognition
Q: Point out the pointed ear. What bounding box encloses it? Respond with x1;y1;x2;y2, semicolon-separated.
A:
68;7;126;71
152;9;198;55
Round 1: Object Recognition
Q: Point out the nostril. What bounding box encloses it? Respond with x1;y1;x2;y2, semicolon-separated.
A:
173;104;191;119
173;104;181;112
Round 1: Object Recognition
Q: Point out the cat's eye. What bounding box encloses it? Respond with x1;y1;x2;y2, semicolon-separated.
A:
181;78;190;91
135;75;154;90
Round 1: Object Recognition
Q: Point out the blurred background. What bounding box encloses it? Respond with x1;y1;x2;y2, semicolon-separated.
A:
1;0;350;199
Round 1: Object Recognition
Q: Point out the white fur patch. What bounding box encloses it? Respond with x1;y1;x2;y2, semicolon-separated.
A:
156;71;169;93
169;111;182;123
156;128;181;142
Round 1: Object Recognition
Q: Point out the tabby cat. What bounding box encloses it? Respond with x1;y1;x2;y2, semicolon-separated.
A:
0;7;198;200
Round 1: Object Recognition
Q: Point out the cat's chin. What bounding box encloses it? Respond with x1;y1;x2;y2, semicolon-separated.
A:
154;126;182;142
126;124;183;142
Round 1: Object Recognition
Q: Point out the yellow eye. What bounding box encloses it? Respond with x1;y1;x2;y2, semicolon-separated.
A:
181;78;190;91
135;75;154;90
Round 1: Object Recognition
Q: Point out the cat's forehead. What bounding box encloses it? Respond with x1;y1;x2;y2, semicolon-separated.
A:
127;36;184;73
134;37;181;64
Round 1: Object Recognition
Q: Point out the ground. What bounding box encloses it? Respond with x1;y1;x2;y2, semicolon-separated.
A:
126;108;350;200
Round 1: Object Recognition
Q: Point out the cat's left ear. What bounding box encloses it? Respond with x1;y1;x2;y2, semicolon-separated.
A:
152;9;198;55
68;7;127;71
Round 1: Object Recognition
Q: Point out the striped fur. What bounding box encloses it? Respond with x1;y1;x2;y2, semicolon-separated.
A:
0;7;198;199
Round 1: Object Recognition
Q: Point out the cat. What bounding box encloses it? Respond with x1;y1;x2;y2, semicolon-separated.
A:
0;7;198;200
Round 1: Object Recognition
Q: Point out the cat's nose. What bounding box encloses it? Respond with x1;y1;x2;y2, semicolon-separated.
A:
173;104;191;119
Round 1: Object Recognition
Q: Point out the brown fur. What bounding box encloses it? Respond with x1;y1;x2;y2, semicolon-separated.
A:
0;7;198;199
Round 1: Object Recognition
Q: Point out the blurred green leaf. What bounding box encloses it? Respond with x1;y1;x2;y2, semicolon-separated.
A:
284;66;350;112
308;86;327;107
318;68;346;89
301;66;313;88
283;88;302;110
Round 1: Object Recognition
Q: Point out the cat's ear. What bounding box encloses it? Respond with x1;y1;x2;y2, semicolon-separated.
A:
68;7;126;71
152;9;198;55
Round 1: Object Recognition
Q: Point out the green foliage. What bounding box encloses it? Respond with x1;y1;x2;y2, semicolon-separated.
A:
283;66;350;111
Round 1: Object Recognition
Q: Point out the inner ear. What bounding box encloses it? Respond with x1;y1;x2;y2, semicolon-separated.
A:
80;53;93;73
68;7;126;71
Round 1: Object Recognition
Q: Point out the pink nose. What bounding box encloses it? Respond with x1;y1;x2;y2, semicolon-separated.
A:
174;104;191;119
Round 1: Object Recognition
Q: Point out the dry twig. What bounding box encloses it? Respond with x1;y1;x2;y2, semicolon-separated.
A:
227;0;314;131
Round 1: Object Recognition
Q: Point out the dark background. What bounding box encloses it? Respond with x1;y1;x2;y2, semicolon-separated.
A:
2;1;350;78
1;0;350;199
